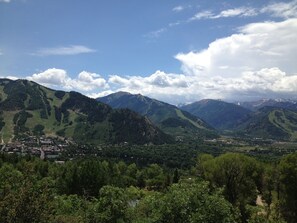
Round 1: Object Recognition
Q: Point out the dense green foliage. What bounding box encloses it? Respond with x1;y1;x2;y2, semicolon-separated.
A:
278;153;297;223
0;117;4;131
197;153;263;222
0;154;238;222
64;143;223;168
0;151;296;222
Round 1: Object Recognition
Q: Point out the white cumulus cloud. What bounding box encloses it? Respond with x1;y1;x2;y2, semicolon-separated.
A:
28;68;70;86
69;71;107;91
87;90;115;99
109;70;188;89
0;75;18;80
27;68;107;92
176;18;297;77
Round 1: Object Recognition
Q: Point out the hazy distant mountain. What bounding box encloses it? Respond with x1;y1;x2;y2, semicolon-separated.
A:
237;99;297;111
0;79;172;145
180;99;251;130
98;92;217;140
237;106;297;140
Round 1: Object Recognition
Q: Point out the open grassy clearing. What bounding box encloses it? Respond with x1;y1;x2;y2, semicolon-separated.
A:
175;109;206;129
0;86;7;102
0;111;17;143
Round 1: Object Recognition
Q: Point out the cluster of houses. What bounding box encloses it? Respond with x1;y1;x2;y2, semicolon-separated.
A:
0;136;69;160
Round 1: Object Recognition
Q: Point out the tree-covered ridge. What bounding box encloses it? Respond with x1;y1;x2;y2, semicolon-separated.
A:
0;79;172;145
0;152;296;222
181;98;297;141
237;106;297;140
180;99;252;130
98;92;217;140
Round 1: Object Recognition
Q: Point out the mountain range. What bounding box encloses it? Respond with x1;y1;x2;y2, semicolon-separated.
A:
0;79;172;145
98;92;217;140
180;99;251;130
236;106;297;140
99;92;297;141
2;78;297;143
181;99;297;140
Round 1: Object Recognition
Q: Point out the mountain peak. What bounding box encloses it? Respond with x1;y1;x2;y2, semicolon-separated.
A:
98;92;217;140
117;91;131;95
181;99;251;130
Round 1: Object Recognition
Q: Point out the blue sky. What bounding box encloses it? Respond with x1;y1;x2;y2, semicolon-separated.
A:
1;0;297;104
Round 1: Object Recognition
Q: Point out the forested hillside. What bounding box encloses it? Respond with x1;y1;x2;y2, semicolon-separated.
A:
237;106;297;140
0;79;172;145
98;92;217;140
181;99;251;130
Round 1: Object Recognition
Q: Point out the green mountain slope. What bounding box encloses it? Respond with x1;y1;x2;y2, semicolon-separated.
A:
98;92;217;140
0;79;172;144
237;106;297;140
181;99;251;130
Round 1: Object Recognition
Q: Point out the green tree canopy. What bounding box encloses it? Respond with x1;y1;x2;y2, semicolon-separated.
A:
197;153;263;222
278;152;297;223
